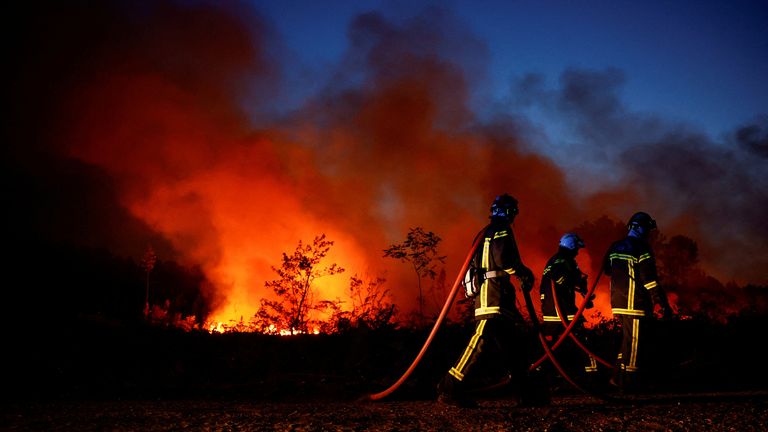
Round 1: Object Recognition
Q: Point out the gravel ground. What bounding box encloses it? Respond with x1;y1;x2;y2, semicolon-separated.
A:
3;392;767;431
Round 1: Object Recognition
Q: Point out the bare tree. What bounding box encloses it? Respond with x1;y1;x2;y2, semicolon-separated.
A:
257;234;344;335
383;227;446;321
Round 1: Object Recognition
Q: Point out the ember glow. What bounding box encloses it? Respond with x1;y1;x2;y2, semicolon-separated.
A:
8;1;766;329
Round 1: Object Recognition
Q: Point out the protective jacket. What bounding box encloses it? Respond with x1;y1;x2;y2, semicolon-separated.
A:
540;248;587;323
471;219;532;320
603;236;663;317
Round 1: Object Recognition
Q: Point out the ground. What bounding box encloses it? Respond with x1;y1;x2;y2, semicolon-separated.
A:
4;319;768;430
3;392;767;431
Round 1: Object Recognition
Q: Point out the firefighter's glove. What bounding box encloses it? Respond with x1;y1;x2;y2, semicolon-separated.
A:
576;273;588;294
518;267;534;292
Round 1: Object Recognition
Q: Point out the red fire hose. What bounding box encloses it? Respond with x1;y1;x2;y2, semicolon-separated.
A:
476;267;609;395
365;226;488;401
550;271;613;369
521;284;588;393
530;270;603;370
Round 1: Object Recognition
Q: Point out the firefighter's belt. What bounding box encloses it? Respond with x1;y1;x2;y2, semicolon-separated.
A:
483;270;508;279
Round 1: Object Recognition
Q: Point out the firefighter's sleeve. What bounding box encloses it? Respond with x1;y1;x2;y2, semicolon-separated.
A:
559;260;586;293
576;270;588;294
550;261;567;287
500;231;534;290
637;251;670;316
637;251;659;293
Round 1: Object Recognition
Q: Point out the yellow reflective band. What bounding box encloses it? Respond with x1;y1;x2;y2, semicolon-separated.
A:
453;320;487;378
629;262;636;305
449;367;464;381
504;268;516;275
543;316;561;322
543;265;551;275
612;308;646;316
609;253;638;262
481;238;491;309
585;356;598;372
493;230;508;239
474;306;501;315
644;281;658;289
555;276;565;285
629;318;640;370
638;253;652;262
540;294;545;300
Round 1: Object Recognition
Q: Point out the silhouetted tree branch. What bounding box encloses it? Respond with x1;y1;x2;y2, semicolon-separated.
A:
383;227;446;321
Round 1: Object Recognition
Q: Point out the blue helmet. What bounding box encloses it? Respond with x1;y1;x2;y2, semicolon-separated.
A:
490;194;519;220
627;211;657;238
559;233;585;250
628;212;656;230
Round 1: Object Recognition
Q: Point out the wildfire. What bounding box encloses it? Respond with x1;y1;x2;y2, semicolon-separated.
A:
208;321;225;334
205;321;320;336
267;325;320;336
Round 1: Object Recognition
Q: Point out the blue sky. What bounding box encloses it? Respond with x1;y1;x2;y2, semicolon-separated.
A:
255;0;767;139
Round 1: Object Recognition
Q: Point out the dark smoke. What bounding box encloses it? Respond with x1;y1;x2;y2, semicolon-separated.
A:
511;67;767;285
735;116;768;159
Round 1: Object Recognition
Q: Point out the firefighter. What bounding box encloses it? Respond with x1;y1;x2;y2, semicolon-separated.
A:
437;194;545;407
603;211;671;393
539;233;598;387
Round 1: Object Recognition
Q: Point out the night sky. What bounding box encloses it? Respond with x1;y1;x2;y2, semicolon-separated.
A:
6;0;767;326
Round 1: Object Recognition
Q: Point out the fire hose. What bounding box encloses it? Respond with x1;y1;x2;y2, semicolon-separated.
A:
365;225;488;401
470;267;608;395
550;270;613;369
530;270;603;370
521;282;589;393
365;228;607;401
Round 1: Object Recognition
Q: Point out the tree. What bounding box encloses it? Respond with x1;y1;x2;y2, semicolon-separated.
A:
140;244;157;317
655;234;699;288
383;227;446;321
257;234;344;335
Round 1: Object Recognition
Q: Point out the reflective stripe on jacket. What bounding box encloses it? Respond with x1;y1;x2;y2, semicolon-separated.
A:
473;222;528;320
603;236;658;317
539;251;583;322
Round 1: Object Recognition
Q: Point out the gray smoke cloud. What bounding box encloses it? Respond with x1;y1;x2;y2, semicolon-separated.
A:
508;68;768;284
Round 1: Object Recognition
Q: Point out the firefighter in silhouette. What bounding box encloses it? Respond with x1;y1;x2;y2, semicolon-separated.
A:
539;233;598;387
437;194;545;407
603;211;671;393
